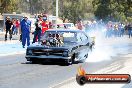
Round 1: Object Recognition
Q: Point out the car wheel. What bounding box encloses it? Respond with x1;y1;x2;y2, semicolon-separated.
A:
65;58;72;66
71;53;77;64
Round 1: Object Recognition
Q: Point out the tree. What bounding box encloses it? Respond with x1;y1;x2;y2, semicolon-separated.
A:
93;0;132;22
0;0;19;13
59;0;94;23
27;0;54;14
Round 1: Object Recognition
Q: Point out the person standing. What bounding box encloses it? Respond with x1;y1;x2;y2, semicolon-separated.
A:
4;16;13;41
32;19;41;43
128;24;132;38
12;19;17;35
15;19;20;35
77;21;83;30
19;18;23;42
41;19;48;35
49;22;52;29
114;24;118;37
20;16;31;48
120;23;125;37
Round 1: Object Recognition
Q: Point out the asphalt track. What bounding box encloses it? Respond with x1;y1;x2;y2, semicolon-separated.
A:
0;36;132;88
0;53;115;88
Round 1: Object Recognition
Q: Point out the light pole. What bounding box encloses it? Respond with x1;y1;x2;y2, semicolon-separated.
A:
56;0;58;29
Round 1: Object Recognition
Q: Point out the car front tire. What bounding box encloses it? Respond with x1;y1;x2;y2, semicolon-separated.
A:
65;58;72;66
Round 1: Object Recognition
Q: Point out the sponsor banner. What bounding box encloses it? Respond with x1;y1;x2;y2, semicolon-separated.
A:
76;66;131;85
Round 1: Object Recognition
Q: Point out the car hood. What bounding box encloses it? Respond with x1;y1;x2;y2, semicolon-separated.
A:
28;42;78;51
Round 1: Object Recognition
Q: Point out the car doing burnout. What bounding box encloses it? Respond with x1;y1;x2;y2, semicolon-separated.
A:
25;29;94;65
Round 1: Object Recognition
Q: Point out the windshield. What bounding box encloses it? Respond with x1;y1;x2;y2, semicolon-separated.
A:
41;31;77;46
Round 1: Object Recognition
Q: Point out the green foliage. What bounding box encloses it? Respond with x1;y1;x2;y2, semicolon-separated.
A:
92;0;132;22
0;0;131;23
0;0;19;13
59;0;94;23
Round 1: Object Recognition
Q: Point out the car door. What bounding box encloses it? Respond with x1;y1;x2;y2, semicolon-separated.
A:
74;32;85;61
79;32;90;60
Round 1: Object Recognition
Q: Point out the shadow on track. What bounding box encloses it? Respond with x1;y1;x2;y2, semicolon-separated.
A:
21;61;75;66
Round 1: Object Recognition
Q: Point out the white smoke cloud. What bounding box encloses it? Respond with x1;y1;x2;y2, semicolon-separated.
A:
85;23;116;62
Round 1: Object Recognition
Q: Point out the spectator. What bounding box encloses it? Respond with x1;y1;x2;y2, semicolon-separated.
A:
15;19;20;35
77;21;83;30
41;20;48;35
119;23;125;37
32;19;42;43
20;16;31;48
12;19;17;35
19;18;23;42
114;24;118;37
49;22;52;29
128;24;132;38
4;16;13;41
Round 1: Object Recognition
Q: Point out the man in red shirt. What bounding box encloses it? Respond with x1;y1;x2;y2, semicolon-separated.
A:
41;20;48;35
15;19;20;35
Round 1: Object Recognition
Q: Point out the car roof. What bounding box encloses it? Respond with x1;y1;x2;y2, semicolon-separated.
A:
46;29;82;32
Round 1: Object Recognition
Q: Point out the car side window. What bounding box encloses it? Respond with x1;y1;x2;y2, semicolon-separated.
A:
80;33;88;42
